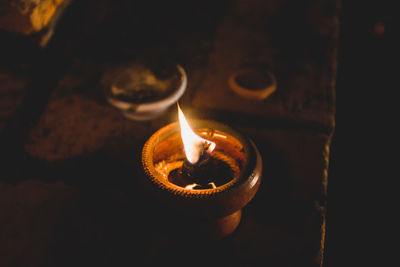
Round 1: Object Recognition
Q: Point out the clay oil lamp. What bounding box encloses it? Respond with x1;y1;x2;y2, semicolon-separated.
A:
142;105;262;239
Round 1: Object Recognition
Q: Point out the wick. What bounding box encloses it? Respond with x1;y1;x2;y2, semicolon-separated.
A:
196;141;213;164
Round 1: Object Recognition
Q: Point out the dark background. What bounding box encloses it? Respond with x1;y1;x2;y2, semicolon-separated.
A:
327;0;396;265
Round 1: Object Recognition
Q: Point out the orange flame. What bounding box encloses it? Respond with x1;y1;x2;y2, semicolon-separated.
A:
178;104;215;164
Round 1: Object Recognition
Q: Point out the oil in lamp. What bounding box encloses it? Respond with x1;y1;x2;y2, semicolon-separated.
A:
142;105;262;239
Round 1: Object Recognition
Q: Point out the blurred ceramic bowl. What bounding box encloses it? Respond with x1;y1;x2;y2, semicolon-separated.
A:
101;62;187;120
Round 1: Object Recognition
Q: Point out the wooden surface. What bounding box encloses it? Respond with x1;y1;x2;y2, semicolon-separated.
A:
0;0;337;266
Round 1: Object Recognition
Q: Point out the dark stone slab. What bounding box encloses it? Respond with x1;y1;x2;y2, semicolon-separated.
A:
0;0;337;266
3;129;329;267
192;0;338;130
22;92;330;265
0;180;78;266
25;94;149;161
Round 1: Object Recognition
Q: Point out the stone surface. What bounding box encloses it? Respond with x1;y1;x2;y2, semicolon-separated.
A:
25;94;147;161
192;0;338;130
0;71;30;132
6;128;330;267
0;180;78;267
0;0;337;266
19;62;331;267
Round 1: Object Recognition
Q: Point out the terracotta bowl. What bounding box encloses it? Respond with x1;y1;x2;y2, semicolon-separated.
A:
142;120;262;239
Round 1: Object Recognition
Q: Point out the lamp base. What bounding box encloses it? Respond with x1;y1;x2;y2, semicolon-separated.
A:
171;210;242;240
209;210;242;239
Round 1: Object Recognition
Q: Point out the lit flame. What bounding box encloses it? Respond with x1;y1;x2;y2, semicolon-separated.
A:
178;104;216;164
